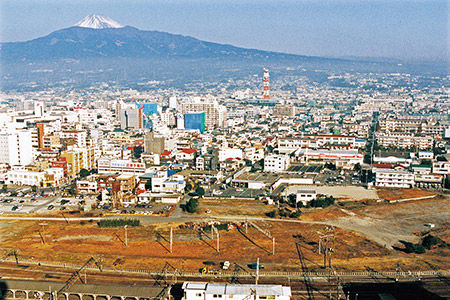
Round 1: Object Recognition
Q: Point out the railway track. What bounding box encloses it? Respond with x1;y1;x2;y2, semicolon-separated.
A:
1;261;448;300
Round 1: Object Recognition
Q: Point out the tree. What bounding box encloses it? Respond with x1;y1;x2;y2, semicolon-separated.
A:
353;163;361;172
290;210;302;218
31;185;38;193
186;198;198;213
422;235;440;250
287;194;297;207
1;185;8;193
324;162;336;170
133;145;144;159
68;182;76;196
195;186;205;196
79;169;90;178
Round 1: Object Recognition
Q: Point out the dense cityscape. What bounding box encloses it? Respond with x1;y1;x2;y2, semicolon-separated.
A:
0;9;449;300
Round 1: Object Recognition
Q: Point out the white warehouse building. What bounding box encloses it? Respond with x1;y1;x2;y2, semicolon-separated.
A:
182;282;291;300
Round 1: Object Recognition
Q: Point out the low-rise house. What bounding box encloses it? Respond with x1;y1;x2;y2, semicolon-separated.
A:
296;190;317;205
433;160;450;175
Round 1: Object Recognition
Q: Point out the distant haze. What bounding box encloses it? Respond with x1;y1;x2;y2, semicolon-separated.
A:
1;0;448;62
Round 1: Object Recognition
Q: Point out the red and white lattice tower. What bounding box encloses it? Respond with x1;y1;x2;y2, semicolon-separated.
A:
263;68;270;99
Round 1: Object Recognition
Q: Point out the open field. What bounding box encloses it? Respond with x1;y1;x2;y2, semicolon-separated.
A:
0;210;449;275
0;192;448;277
197;198;273;217
376;188;437;201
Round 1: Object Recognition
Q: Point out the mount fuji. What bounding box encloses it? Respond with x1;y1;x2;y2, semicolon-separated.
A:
75;14;124;29
0;14;315;61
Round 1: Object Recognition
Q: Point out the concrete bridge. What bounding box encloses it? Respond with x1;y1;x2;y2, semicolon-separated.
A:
0;279;169;300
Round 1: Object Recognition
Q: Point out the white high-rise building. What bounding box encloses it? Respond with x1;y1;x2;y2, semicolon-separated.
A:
0;130;33;166
169;96;178;109
180;97;226;129
34;101;44;117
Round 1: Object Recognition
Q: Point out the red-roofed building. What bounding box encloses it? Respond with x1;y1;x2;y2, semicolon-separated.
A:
176;148;198;161
161;150;172;157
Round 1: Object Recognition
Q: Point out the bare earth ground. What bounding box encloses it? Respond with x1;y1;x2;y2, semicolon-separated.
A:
1;195;449;274
376;188;436;201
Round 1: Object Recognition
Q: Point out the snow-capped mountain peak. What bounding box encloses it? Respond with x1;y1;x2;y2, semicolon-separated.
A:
75;14;124;29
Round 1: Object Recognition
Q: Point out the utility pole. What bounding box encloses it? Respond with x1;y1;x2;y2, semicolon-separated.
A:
124;225;128;247
212;225;219;253
39;222;48;244
272;237;275;255
255;258;259;285
170;227;173;253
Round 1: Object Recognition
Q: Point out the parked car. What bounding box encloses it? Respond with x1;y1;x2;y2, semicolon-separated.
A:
222;261;230;270
47;205;54;210
249;263;264;269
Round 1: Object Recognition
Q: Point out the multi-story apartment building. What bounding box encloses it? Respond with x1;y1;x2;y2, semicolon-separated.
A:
379;118;422;133
264;155;290;172
60;129;87;148
180;97;226;129
277;135;358;153
373;168;414;188
60;147;95;178
433;161;450;175
376;133;433;150
296;149;363;169
119;107;143;130
0;130;33;166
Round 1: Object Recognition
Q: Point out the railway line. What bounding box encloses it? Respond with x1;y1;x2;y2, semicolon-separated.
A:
0;261;448;299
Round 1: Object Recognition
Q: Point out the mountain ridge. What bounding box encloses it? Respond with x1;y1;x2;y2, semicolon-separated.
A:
0;24;324;62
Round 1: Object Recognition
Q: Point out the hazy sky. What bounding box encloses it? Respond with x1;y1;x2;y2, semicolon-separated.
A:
1;0;448;61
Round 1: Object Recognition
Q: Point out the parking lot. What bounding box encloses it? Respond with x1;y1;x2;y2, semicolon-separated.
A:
0;193;91;215
287;164;323;174
213;187;266;199
108;203;175;216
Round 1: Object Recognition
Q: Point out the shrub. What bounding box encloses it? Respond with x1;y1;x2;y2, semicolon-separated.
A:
266;210;277;218
196;186;205;196
290;210;302;218
97;219;140;227
309;196;335;208
422;235;440;250
402;241;426;254
186;198;198;213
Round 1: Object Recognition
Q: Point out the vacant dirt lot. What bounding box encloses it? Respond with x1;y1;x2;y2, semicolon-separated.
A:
197;198;273;217
376;188;437;201
1;210;448;274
